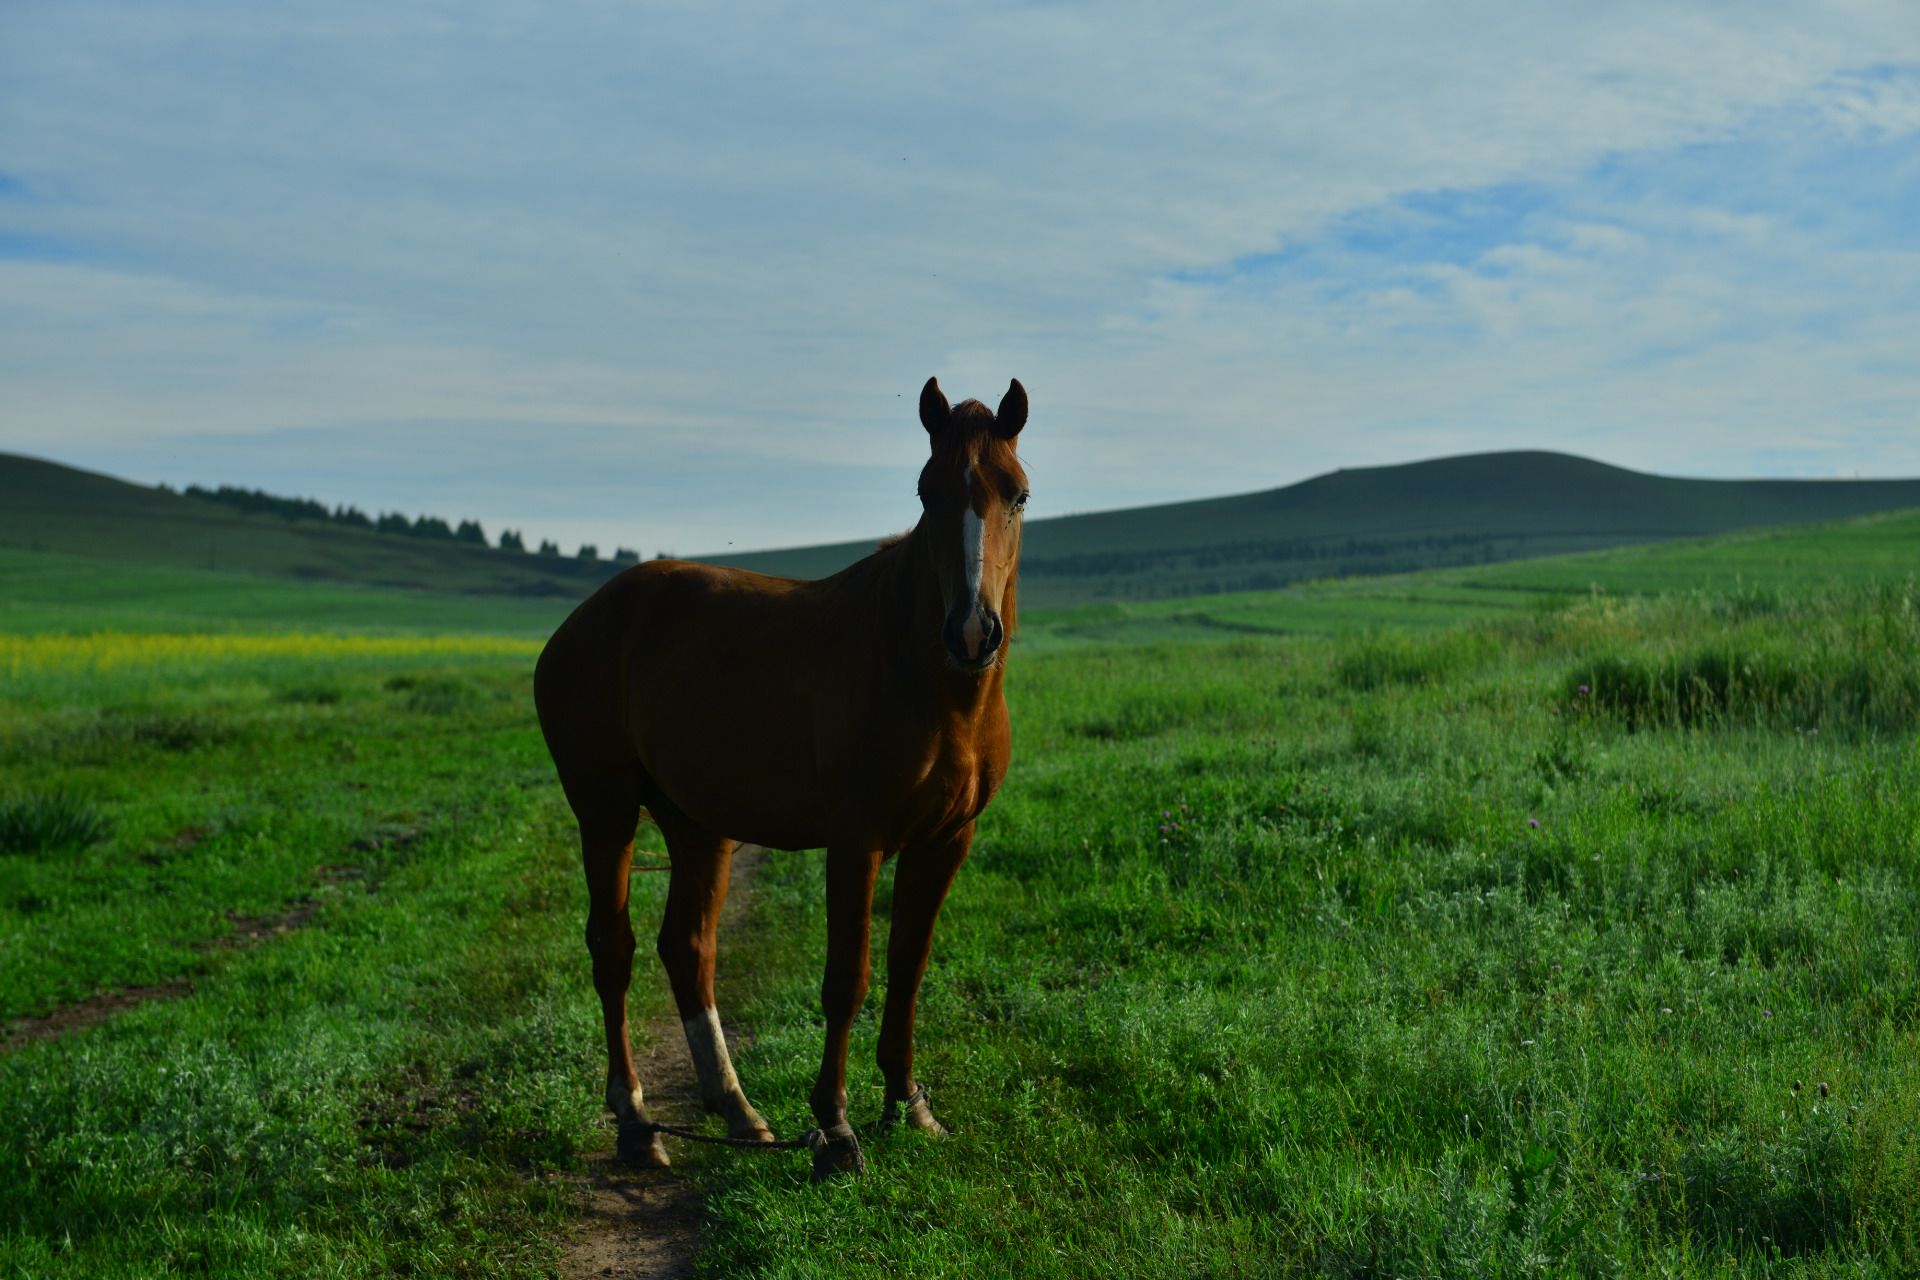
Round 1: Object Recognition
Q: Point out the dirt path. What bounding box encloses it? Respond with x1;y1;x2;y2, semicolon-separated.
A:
557;843;769;1280
0;858;371;1055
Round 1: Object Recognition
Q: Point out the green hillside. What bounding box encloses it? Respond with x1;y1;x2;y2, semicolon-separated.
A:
706;451;1920;605
0;547;571;636
0;452;620;600
7;448;1918;620
1019;506;1920;649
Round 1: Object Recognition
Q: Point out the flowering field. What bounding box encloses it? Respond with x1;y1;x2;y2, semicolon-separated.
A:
1;629;538;677
3;525;1919;1276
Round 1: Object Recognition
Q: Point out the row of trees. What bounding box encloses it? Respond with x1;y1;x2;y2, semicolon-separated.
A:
176;483;647;563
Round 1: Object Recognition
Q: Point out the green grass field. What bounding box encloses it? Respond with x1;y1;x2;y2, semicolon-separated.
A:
0;547;571;637
3;514;1917;1276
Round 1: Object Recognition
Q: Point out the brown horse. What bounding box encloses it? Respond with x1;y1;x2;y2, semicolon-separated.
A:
534;377;1029;1179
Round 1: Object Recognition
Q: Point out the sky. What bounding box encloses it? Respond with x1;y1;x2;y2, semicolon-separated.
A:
2;1;1917;557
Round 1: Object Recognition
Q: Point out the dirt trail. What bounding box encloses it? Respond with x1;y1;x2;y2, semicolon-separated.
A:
0;860;370;1054
0;981;197;1052
557;843;770;1280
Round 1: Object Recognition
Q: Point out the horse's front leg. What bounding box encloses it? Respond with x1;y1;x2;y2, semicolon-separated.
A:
808;844;882;1180
877;822;971;1136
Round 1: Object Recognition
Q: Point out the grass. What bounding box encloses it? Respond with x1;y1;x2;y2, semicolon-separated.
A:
2;515;1918;1275
1015;507;1920;650
0;792;111;857
0;638;685;1276
0;547;571;637
691;583;1920;1277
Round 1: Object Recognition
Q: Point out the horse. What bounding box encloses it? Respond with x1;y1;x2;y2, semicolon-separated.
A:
533;376;1029;1180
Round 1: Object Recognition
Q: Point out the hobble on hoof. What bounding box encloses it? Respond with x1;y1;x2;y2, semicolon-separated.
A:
882;1082;947;1137
616;1119;671;1168
806;1123;865;1182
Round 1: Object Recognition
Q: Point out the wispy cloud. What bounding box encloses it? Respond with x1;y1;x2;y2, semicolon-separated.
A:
1;2;1915;553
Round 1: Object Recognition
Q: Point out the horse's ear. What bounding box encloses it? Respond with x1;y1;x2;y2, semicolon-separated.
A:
993;378;1027;439
919;377;950;435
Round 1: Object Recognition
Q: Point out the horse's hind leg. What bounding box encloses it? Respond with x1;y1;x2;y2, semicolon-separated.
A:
577;795;671;1168
653;819;774;1142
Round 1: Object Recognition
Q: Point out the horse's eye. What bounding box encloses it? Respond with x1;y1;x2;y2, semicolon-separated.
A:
1015;490;1029;509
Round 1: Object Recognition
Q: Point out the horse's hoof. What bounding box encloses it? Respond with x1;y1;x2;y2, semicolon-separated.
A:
883;1083;947;1137
616;1121;670;1168
723;1100;776;1145
807;1124;865;1182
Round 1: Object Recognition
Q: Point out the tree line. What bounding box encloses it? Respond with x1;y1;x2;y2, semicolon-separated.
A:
175;483;646;563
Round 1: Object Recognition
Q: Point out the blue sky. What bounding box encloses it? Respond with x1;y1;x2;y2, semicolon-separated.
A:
2;2;1916;555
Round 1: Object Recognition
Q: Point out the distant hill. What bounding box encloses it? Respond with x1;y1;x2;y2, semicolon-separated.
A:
700;451;1920;605
6;448;1919;612
0;452;622;599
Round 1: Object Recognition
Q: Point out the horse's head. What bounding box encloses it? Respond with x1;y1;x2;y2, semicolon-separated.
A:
916;376;1029;672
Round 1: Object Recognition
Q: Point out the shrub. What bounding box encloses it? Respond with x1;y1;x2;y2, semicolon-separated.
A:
0;792;112;855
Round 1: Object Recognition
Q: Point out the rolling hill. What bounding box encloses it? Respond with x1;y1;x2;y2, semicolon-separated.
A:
5;448;1919;614
700;451;1920;604
0;452;620;600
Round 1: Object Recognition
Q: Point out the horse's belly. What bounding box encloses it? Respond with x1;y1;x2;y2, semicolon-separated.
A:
628;665;833;849
655;754;831;852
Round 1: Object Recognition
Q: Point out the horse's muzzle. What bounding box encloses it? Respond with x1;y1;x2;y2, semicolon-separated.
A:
942;603;1003;669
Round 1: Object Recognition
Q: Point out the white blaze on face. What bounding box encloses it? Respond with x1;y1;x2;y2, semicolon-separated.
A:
960;464;988;657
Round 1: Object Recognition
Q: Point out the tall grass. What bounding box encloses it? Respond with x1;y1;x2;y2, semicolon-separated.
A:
0;792;111;855
1561;583;1920;732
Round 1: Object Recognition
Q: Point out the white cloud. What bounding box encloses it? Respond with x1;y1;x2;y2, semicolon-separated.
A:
0;1;1916;553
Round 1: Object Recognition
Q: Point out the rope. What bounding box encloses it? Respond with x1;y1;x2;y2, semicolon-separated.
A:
627;1119;814;1150
623;1084;932;1155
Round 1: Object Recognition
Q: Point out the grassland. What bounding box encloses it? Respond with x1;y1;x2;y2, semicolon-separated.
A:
696;580;1920;1278
0;547;571;637
3;513;1918;1276
1016;506;1920;650
0;627;765;1276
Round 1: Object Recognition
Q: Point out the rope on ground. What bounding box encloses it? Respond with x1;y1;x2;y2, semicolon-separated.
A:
626;1084;932;1155
628;1120;814;1151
